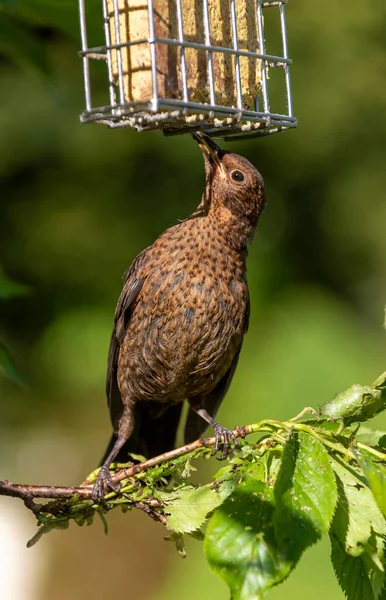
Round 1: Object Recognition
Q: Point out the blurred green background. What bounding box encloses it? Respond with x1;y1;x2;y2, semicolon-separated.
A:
0;1;385;599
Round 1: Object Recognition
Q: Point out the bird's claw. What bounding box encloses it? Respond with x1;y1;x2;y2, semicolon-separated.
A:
92;465;121;506
212;424;238;460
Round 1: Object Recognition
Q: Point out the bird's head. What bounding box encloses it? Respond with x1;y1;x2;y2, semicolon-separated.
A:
194;132;267;248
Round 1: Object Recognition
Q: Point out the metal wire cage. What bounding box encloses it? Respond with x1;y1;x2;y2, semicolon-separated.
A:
78;0;296;139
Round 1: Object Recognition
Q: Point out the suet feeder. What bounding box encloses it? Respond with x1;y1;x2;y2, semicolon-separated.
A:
78;0;296;139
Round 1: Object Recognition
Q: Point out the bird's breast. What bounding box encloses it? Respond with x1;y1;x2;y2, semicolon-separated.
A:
118;240;248;402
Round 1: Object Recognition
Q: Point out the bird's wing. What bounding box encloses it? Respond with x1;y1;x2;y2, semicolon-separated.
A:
106;248;149;427
184;293;250;443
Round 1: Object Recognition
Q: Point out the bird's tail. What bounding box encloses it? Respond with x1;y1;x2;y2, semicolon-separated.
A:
100;402;183;466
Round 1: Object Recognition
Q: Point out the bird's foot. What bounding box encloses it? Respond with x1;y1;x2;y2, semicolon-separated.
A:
92;465;121;507
212;423;238;460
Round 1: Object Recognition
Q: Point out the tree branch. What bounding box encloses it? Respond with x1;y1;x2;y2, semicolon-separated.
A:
0;425;250;510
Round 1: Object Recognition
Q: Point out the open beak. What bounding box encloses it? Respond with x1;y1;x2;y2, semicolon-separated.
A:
193;132;226;173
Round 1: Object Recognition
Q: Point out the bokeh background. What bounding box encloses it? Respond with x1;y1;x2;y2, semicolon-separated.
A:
0;1;386;599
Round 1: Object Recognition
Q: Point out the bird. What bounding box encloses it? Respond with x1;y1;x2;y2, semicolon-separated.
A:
92;132;267;503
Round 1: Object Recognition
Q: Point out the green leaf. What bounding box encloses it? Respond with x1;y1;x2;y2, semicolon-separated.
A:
205;437;338;600
164;532;187;558
164;485;223;535
97;511;109;535
373;371;386;391
356;428;386;450
27;519;69;548
329;457;386;600
212;463;241;501
205;467;288;600
303;418;355;434
274;431;338;560
320;384;385;423
0;271;31;300
356;449;386;519
180;454;197;479
331;533;383;600
0;343;25;385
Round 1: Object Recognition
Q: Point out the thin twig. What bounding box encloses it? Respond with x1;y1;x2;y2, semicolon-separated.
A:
356;441;386;461
0;480;94;501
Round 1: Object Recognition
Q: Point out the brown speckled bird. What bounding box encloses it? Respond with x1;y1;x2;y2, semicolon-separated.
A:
93;133;267;502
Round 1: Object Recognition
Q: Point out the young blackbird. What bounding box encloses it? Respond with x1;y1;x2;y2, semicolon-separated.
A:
93;133;267;502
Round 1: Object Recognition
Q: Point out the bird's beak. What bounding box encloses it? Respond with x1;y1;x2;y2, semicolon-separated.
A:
193;132;226;175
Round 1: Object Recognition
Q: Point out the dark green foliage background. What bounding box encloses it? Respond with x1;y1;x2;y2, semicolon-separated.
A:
0;0;385;598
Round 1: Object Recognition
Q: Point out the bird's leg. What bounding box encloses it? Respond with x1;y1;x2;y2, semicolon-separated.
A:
92;406;135;505
194;407;238;460
92;436;126;506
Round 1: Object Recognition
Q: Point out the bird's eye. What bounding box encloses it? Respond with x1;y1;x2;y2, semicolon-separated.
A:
231;170;245;182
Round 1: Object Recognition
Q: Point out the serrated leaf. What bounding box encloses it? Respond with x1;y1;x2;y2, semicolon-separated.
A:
320;384;384;423
0;343;25;385
329;457;386;600
331;458;385;554
274;431;338;561
205;467;288;600
331;533;382;600
187;529;205;541
356;450;386;519
212;463;241;501
165;485;223;535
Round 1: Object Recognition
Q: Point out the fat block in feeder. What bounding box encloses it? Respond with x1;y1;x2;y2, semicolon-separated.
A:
106;0;262;109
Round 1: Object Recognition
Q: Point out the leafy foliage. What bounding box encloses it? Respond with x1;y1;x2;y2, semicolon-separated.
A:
162;485;223;535
330;457;386;600
320;370;386;423
205;466;286;600
20;371;386;600
356;450;386;519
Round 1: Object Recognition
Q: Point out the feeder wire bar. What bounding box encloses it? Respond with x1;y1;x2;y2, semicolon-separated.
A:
256;0;270;115
230;0;243;111
147;0;159;110
78;0;92;111
112;0;126;105
103;0;117;108
176;0;188;103
279;2;293;117
82;95;296;123
202;0;216;107
79;39;292;67
262;1;288;7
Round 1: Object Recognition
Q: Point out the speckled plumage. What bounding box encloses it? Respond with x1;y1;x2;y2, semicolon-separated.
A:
93;133;267;502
